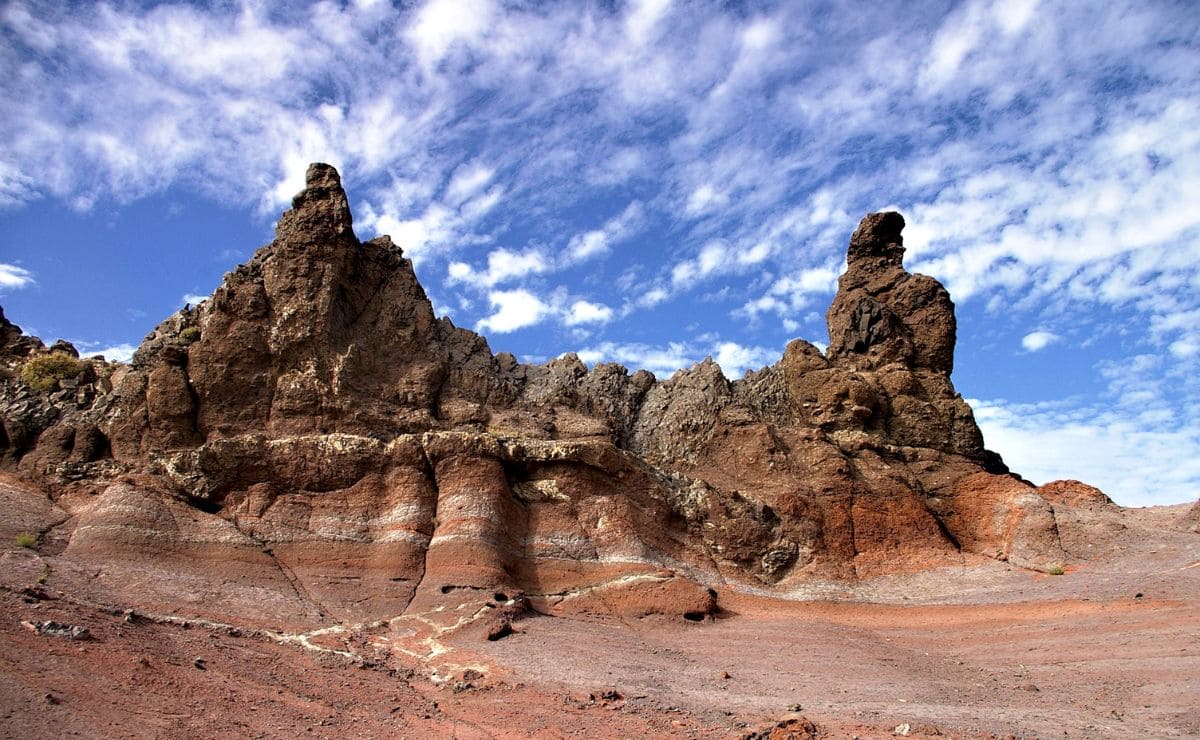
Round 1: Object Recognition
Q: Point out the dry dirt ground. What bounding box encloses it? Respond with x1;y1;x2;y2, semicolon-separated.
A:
1;473;1197;739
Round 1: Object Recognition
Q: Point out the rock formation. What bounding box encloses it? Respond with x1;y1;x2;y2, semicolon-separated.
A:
1;164;1093;628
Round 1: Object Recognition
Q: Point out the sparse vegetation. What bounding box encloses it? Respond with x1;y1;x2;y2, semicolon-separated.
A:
20;352;86;392
485;426;523;439
1047;565;1065;576
179;326;201;344
15;532;37;548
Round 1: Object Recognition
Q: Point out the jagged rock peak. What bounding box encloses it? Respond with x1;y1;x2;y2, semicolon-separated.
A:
847;211;905;267
277;162;355;245
826;209;956;374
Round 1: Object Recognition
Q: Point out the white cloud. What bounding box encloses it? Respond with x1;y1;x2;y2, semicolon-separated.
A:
475;289;552;334
1170;338;1199;359
0;264;34;290
448;248;550;289
685;183;726;216
1021;330;1059;352
181;293;209;307
564;201;644;264
918;1;987;92
444;162;494;206
738;266;839;320
406;0;497;75
712;341;774;378
624;0;672;46
577;338;775;380
671;240;729;288
88;343;137;363
973;397;1200;507
576;340;696;378
564;300;613;326
359;202;459;262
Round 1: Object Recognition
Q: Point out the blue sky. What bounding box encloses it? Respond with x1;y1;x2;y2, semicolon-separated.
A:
1;0;1198;506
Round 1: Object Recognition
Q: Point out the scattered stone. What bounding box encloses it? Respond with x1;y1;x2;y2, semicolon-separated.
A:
21;620;92;641
741;714;818;740
193;657;207;670
20;585;50;602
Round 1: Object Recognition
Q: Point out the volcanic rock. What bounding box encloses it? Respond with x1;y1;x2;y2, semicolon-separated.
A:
0;164;1092;625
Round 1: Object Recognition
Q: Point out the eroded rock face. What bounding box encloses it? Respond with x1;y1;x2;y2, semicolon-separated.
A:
827;212;956;373
0;167;1095;625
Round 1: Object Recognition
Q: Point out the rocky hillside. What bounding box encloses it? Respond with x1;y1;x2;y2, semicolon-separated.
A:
0;164;1124;627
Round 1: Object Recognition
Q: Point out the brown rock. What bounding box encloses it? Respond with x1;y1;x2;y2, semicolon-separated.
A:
1038;479;1117;512
827;211;956;373
0;165;1085;626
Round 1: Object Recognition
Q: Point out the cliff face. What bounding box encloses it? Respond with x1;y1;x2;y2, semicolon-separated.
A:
1;164;1078;626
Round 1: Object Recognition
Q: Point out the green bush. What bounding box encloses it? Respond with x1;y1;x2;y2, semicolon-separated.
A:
1047;565;1065;576
179;326;201;344
20;352;86;392
15;532;36;548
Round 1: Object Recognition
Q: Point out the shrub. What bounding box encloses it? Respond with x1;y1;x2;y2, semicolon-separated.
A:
20;352;86;392
179;326;201;344
1047;565;1065;576
15;532;36;548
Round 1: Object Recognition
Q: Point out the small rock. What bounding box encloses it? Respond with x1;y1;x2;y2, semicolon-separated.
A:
722;671;732;680
894;724;911;736
22;620;92;641
43;693;59;705
193;657;207;670
740;715;818;740
486;620;514;641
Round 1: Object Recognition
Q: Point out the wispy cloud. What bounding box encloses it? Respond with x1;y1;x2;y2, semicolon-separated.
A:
475;288;554;334
1021;330;1059;352
0;263;34;291
2;0;1198;504
576;337;775;379
89;343;137;363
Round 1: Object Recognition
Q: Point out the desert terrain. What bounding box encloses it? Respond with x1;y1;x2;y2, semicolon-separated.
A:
2;471;1196;739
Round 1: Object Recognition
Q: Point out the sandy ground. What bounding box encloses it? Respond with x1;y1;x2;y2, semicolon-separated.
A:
1;479;1197;739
